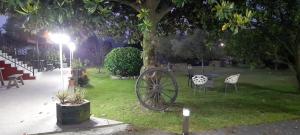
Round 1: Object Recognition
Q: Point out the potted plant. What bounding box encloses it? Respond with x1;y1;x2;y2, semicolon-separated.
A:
71;59;84;85
56;89;90;125
71;59;89;87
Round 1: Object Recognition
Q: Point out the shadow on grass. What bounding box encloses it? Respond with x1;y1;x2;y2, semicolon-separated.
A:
166;102;185;112
182;97;300;117
227;98;299;115
82;84;94;89
175;83;300;116
239;83;299;95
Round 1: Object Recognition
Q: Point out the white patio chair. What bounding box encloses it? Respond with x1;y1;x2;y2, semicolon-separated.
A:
224;74;240;94
192;75;208;94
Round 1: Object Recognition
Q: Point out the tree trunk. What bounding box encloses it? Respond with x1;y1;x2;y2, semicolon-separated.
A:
141;20;158;72
297;44;300;92
297;71;300;92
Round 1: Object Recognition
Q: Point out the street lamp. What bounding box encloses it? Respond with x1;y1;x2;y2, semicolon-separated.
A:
67;42;76;69
49;32;70;89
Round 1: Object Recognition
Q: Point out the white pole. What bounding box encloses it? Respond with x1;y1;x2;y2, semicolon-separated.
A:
59;43;64;89
70;50;72;69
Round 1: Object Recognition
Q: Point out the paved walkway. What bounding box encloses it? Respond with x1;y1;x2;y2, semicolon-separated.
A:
0;69;70;135
47;119;300;135
0;69;122;135
195;119;300;135
46;124;174;135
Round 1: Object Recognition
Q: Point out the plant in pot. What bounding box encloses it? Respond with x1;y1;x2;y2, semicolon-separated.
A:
71;59;85;86
56;89;90;125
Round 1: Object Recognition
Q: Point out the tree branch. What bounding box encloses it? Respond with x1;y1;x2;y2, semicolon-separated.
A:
107;0;141;12
145;0;161;10
156;6;173;22
254;23;297;57
153;0;161;10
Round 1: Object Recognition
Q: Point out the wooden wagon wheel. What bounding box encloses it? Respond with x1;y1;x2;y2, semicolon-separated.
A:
136;68;178;111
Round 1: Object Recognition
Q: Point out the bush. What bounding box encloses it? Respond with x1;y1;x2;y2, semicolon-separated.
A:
78;74;89;87
104;47;143;76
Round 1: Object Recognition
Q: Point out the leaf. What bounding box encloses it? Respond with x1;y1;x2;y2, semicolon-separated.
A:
83;0;99;14
222;23;230;31
172;0;188;7
136;0;142;4
233;27;239;34
58;14;63;24
207;0;217;4
15;9;28;15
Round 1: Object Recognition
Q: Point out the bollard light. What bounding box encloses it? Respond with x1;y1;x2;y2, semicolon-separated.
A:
183;108;190;116
182;108;190;135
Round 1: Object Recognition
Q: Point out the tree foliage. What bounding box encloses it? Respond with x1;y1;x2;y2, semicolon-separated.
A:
157;29;225;62
224;0;300;91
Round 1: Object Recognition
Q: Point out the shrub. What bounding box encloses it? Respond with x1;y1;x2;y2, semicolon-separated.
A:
104;47;143;76
78;74;89;87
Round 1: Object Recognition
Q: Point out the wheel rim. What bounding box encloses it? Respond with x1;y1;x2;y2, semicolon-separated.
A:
136;68;178;111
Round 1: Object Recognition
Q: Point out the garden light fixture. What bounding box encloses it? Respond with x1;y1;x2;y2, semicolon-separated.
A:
182;108;190;135
49;33;70;45
49;32;70;89
220;42;225;47
67;42;76;68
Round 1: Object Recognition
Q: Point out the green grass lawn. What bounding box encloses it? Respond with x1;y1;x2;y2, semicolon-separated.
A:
85;67;300;133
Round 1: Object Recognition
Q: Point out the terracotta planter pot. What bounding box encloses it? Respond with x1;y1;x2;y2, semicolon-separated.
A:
68;78;75;90
56;100;90;125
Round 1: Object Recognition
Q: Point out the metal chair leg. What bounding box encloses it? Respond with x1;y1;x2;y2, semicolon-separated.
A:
7;80;11;89
14;79;19;88
193;86;196;95
225;84;227;95
234;84;238;92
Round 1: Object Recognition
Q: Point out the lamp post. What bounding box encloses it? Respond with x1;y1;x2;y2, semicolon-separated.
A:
49;32;70;89
182;108;190;135
67;42;76;69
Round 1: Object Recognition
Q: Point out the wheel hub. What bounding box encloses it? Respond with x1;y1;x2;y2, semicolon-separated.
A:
152;84;161;92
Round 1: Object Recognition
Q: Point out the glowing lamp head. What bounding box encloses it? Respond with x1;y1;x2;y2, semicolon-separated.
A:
49;32;70;44
68;42;76;52
220;43;225;47
183;108;190;116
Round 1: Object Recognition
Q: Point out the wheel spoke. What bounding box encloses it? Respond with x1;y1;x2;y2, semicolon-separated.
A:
155;76;159;85
143;95;151;102
163;88;175;92
143;91;154;102
161;81;173;88
139;86;152;90
161;91;172;100
141;77;152;86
